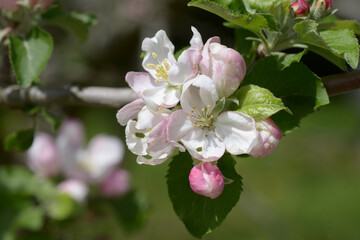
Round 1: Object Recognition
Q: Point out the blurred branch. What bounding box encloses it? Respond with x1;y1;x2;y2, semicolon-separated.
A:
0;71;359;110
322;71;360;96
0;85;137;109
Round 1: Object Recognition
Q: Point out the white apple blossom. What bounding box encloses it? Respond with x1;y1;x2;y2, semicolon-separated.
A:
125;28;202;111
57;179;88;203
100;169;130;198
125;106;175;165
168;75;258;161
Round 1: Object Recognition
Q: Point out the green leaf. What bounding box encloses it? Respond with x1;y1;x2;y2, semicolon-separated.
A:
45;193;77;220
167;151;243;238
233;84;291;120
15;207;44;231
242;56;329;134
234;28;258;67
294;20;359;69
41;108;61;131
4;129;34;152
109;190;149;233
9;27;53;88
42;6;96;43
318;20;360;35
189;0;268;36
272;50;306;70
320;29;359;69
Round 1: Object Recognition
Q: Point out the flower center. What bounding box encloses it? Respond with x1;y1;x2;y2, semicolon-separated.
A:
147;52;171;84
188;105;214;128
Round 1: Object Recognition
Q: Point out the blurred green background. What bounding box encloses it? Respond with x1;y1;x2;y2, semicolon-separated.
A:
1;0;360;239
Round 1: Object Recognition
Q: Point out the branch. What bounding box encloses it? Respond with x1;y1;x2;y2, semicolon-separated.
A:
0;85;138;109
0;71;359;110
322;71;360;96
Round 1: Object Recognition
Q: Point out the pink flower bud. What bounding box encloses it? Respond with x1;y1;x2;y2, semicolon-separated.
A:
26;133;60;177
290;0;310;17
314;0;332;14
200;38;246;98
189;162;224;199
58;179;88;203
100;169;130;198
0;0;21;11
249;118;282;158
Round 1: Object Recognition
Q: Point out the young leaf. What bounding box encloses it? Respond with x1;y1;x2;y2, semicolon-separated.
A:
242;56;329;134
188;0;268;36
4;129;34;152
272;50;306;70
233;84;291;120
167;151;243;239
318;20;360;35
42;6;96;43
9;27;54;88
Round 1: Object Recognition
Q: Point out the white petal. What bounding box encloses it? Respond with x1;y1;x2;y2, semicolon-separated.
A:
87;134;125;181
57;179;88;203
142;85;180;111
181;75;219;114
116;98;145;126
214;111;258;155
125;72;160;96
142;30;176;78
190;26;203;50
136;155;168;166
136;106;172;130
167;110;195;142
125;120;149;156
147;118;174;160
182;128;225;162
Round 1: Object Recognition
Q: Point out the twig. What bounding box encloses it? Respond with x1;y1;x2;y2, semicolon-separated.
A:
0;85;138;109
322;71;360;96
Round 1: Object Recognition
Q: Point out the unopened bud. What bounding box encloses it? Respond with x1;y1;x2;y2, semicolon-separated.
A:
0;0;21;11
249;118;282;157
100;169;130;198
189;162;224;199
290;0;310;17
312;0;332;18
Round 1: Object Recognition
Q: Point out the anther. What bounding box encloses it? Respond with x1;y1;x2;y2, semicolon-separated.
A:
207;105;211;108
210;115;214;119
201;108;205;112
193;124;196;127
188;115;192;118
193;106;197;109
152;52;158;59
147;63;157;69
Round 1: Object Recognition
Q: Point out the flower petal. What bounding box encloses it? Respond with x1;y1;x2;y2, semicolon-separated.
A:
125;120;149;156
142;85;180;111
142;29;176;77
136;155;168;166
190;26;203;50
181;75;219;114
116;98;145;126
167;110;194;142
126;72;160;96
135;106;172;130
182;128;225;162
199;36;221;75
214;111;258;155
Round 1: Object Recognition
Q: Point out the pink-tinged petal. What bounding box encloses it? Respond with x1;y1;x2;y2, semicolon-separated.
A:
116;98;145;126
181;75;219;115
125;72;160;97
136;155;168;165
214;111;258;155
142;85;180;111
199;36;221;76
190;26;203;50
167;110;194;142
0;0;21;11
189;162;224;199
249;118;282;157
27;133;59;177
146;118;174;161
167;48;201;86
100;169;130;198
142;30;176;77
135;106;172;130
182;128;225;162
57;118;85;150
125;120;149;156
57;179;88;203
86;134;125;181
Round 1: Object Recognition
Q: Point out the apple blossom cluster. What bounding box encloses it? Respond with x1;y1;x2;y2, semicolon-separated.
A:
117;27;283;199
0;0;53;12
26;118;130;203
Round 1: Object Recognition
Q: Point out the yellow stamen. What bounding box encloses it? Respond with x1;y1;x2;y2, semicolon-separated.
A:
188;115;192;118
147;63;157;69
152;52;158;59
201;108;205;112
210;115;214;119
193;106;197;109
193;124;196;127
207;105;211;108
